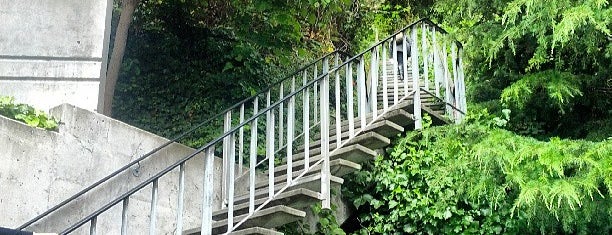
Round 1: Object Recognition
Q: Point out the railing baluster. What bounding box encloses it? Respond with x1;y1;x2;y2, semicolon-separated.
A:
121;198;129;235
433;27;441;97
320;58;331;209
249;98;258;215
411;25;422;130
382;41;389;111
227;133;235;232
422;23;429;92
402;30;409;96
393;36;399;105
176;163;185;234
287;77;295;184
443;41;452;119
335;56;342;146
266;91;275;198
358;56;367;129
313;64;318;125
222;111;232;206
89;216;97;235
201;147;215;235
346;62;355;138
458;46;467;119
370;47;379;119
452;43;460;123
149;179;158;235
238;104;245;174
303;70;310;170
278;83;284;153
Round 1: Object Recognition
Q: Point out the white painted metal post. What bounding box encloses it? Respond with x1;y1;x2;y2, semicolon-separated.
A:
222;111;231;206
286;78;295;185
411;25;423;130
443;41;452;119
393;36;399;105
149;179;158;235
89;217;97;235
382;41;389;111
266;91;275;199
346;63;355;138
227;133;236;232
278;83;284;152
402;31;409;96
370;47;379;119
358;56;367;129
452;43;460;123
422;23;429;91
238;104;245;174
320;58;331;209
433;28;441;97
249;98;258;215
458;46;467;119
176;163;185;234
121;198;129;235
303;70;310;170
335;58;342;146
201;146;215;235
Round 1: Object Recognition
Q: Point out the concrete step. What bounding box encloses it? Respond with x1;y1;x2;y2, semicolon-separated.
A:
212;188;322;221
291;132;389;162
229;227;283;235
207;205;305;234
233;173;344;205
301;120;402;151
276;144;376;177
257;158;360;189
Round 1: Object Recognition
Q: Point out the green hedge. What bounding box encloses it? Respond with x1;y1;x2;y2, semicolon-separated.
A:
0;96;58;131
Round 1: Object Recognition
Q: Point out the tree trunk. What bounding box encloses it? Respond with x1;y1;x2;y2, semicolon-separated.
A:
102;0;140;116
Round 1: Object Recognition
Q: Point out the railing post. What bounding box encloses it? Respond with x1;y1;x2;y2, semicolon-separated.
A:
458;46;467;119
452;43;460;123
278;83;284;152
303;70;310;170
176;163;185;233
393;35;399;105
358;56;367;129
266;91;275;199
238;104;245;174
369;47;379;119
286;77;295;185
411;25;422;130
443;41;452;120
201;146;215;235
149;179;158;235
222;111;232;206
402;30;409;97
422;23;429;91
249;98;258;215
334;57;342;145
346;62;355;138
382;41;389;111
121;198;129;235
432;27;442;97
320;58;331;209
227;133;236;232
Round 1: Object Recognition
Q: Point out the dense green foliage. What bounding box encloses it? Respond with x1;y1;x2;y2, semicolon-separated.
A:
0;96;58;130
345;112;612;234
112;0;358;141
411;0;611;139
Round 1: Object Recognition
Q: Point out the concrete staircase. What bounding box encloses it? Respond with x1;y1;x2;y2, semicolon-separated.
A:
185;60;448;234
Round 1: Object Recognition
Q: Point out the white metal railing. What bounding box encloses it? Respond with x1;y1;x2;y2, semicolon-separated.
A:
26;19;465;235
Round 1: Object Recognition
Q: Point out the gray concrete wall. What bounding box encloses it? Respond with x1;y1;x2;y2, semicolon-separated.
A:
0;104;245;234
0;0;113;112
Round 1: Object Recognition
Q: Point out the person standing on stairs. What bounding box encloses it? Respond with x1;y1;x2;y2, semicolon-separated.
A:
394;32;411;80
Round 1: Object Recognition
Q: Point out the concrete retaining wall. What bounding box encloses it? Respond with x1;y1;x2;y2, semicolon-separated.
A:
0;0;113;112
0;104;243;234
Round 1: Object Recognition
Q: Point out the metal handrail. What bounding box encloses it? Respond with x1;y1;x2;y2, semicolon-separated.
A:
32;18;466;234
17;50;348;231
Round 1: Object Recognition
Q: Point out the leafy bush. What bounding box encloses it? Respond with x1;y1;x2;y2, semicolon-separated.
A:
0;96;58;130
344;110;612;234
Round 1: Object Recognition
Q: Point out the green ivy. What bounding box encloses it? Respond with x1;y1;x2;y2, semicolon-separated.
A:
0;96;58;131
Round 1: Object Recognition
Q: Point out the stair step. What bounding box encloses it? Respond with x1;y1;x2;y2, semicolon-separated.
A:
212;188;322;221
291;132;389;162
234;173;344;205
204;205;306;234
229;227;283;235
276;144;376;177
303;120;403;151
257;158;360;189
